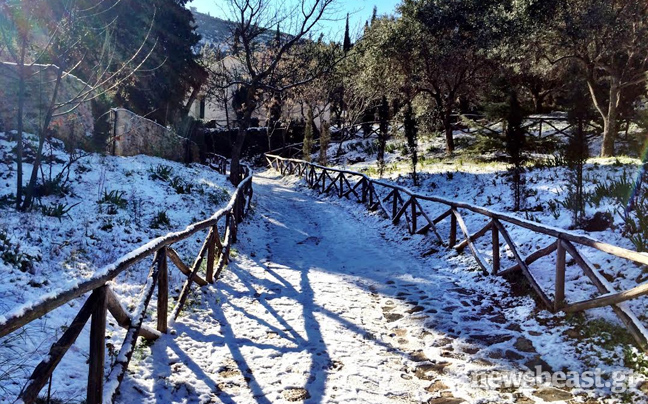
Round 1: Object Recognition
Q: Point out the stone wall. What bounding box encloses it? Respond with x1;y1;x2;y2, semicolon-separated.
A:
0;62;94;146
109;108;195;162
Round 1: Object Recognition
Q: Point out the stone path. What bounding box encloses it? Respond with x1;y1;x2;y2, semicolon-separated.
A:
118;171;604;403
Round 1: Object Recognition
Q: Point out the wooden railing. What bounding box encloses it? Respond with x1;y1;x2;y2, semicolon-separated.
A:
265;150;648;351
451;114;595;139
0;157;253;404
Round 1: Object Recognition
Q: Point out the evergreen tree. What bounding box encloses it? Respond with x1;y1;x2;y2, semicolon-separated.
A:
111;0;206;126
343;13;352;53
371;6;378;25
319;120;330;165
303;106;314;162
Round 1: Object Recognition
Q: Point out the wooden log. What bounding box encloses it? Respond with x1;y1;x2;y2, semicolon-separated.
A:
0;174;252;339
555;240;566;311
392;190;400;219
103;259;160;404
87;286;107;404
492;219;554;310
454;221;492;252
492;226;500;275
206;226;216;283
433;209;453;224
449;213;457;247
452;210;490;275
563;280;648;313
166;247;208;286
499;242;558;276
560;240;648;350
411;197;417;234
157;249;168;334
105;286;160;341
19;291;99;404
392;198;412;225
171;228;213;320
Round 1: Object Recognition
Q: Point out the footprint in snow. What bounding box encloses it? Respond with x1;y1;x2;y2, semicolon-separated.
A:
297;236;321;245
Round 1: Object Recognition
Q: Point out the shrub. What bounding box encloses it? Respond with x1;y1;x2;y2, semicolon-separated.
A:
148;165;174;182
40;202;79;221
150;210;171;229
97;190;127;214
170;176;193;194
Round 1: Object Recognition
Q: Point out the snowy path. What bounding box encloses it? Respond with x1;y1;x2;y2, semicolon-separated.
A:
118;171;602;404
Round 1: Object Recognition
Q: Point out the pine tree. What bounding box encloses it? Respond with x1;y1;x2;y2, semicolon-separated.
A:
111;0;206;126
303;107;314;162
319;120;330;165
343;13;352;53
371;6;378;25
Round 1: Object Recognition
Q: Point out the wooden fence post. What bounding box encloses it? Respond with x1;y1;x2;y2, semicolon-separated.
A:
555;239;566;312
392;191;399;219
410;197;417;234
492;226;500;275
449;213;457;247
206;226;217;283
87;286;107;404
157;248;168;333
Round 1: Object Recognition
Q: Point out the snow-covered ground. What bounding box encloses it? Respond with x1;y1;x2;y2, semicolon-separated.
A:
0;133;233;402
2;124;648;403
117;171;647;403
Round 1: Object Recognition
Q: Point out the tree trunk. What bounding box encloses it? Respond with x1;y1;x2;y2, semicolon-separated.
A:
229;107;253;185
443;114;454;155
601;79;620;157
15;39;27;210
22;65;64;210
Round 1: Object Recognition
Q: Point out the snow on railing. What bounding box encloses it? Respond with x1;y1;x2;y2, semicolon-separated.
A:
265;147;648;352
1;158;254;404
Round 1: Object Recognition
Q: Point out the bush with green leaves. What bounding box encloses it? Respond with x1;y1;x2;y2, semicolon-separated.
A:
150;210;171;229
170;176;193;194
40;202;79;221
0;230;36;272
148;165;174;182
97;190;127;214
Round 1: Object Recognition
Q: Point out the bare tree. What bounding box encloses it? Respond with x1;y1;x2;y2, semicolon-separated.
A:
0;0;155;210
209;0;339;184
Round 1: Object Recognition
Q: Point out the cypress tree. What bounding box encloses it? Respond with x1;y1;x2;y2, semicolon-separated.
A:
343;13;352;53
319;120;330;165
303;107;314;162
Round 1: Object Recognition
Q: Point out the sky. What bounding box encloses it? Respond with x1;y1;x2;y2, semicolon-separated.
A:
186;0;402;40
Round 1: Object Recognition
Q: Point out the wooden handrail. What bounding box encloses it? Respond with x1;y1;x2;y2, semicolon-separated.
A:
265;149;648;351
2;157;254;404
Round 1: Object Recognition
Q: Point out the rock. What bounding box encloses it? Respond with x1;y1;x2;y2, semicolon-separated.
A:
581;211;613;232
407;305;425;314
283;388;310;402
506;323;522;332
427;397;465;404
426;380;449;392
514;337;536;353
504;350;524;360
468;334;513;345
410;351;429;362
533;387;572;402
384;313;403;322
415;362;451;380
524;356;552;373
639;380;648;394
